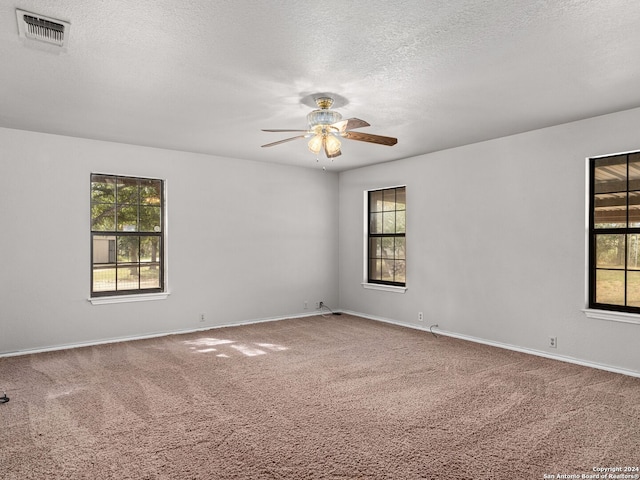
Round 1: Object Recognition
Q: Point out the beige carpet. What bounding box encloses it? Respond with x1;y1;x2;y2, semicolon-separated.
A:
1;314;639;479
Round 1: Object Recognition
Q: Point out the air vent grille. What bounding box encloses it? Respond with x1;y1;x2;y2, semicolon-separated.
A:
16;9;70;47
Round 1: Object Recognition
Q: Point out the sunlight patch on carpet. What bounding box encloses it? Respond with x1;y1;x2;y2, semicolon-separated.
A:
182;337;288;357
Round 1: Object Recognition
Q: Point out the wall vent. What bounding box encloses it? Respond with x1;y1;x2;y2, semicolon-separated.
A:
16;9;70;47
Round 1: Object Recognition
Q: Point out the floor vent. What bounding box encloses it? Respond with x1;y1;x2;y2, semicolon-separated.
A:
16;9;70;47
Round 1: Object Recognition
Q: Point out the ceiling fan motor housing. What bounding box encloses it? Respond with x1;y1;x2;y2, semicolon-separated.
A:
307;96;342;127
307;109;342;127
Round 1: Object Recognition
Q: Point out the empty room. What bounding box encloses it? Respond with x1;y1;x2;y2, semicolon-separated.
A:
1;1;639;478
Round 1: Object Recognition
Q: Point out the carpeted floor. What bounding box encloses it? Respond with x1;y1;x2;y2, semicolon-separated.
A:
1;314;639;479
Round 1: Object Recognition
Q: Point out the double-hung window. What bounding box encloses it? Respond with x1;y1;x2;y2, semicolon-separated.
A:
90;174;164;297
589;152;640;312
367;186;406;286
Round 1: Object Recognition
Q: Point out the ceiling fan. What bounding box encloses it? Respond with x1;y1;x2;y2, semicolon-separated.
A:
261;96;397;159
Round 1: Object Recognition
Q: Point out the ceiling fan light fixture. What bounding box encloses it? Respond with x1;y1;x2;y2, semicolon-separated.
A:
325;134;341;156
308;131;341;156
308;134;323;154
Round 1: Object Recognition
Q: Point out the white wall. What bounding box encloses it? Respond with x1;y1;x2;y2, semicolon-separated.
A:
4;107;640;375
0;127;339;354
339;107;640;375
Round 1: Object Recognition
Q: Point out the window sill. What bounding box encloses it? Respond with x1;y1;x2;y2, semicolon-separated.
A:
582;309;640;325
362;283;407;294
89;292;170;305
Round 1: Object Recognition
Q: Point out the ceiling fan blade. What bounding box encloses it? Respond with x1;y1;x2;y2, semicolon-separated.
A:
331;118;370;133
261;135;306;148
262;129;309;132
344;118;371;130
343;131;397;146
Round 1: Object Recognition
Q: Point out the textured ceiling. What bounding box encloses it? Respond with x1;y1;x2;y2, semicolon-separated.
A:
2;0;640;171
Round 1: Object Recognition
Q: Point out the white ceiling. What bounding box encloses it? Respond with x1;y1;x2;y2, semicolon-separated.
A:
2;0;640;171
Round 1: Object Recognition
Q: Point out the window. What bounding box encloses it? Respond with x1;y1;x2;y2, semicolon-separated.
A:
91;174;164;297
589;152;640;313
368;186;406;286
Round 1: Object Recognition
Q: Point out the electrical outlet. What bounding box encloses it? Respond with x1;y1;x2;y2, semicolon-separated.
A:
200;313;205;322
304;301;308;310
549;336;557;348
418;312;424;321
316;301;323;309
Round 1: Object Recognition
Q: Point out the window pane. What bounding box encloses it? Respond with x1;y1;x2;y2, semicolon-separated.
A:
627;271;640;306
91;175;116;203
140;237;160;263
117;266;140;290
140;179;162;205
93;266;116;292
382;212;396;234
93;235;116;263
396;187;406;211
396;210;406;233
628;153;640;188
595;234;625;269
383;189;396;211
117;177;139;204
594;193;626;228
369;259;382;281
394;260;406;284
381;237;394;258
594;155;626;194
395;237;406;260
117;236;139;263
139;206;161;232
369;237;381;258
370;190;383;213
91;203;116;231
381;259;394;281
627;234;640;270
117;205;138;231
140;265;161;289
370;212;383;234
595;269;625;305
628;192;640;227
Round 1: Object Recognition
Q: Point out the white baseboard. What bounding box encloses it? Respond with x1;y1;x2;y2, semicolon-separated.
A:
341;310;640;379
0;311;320;358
